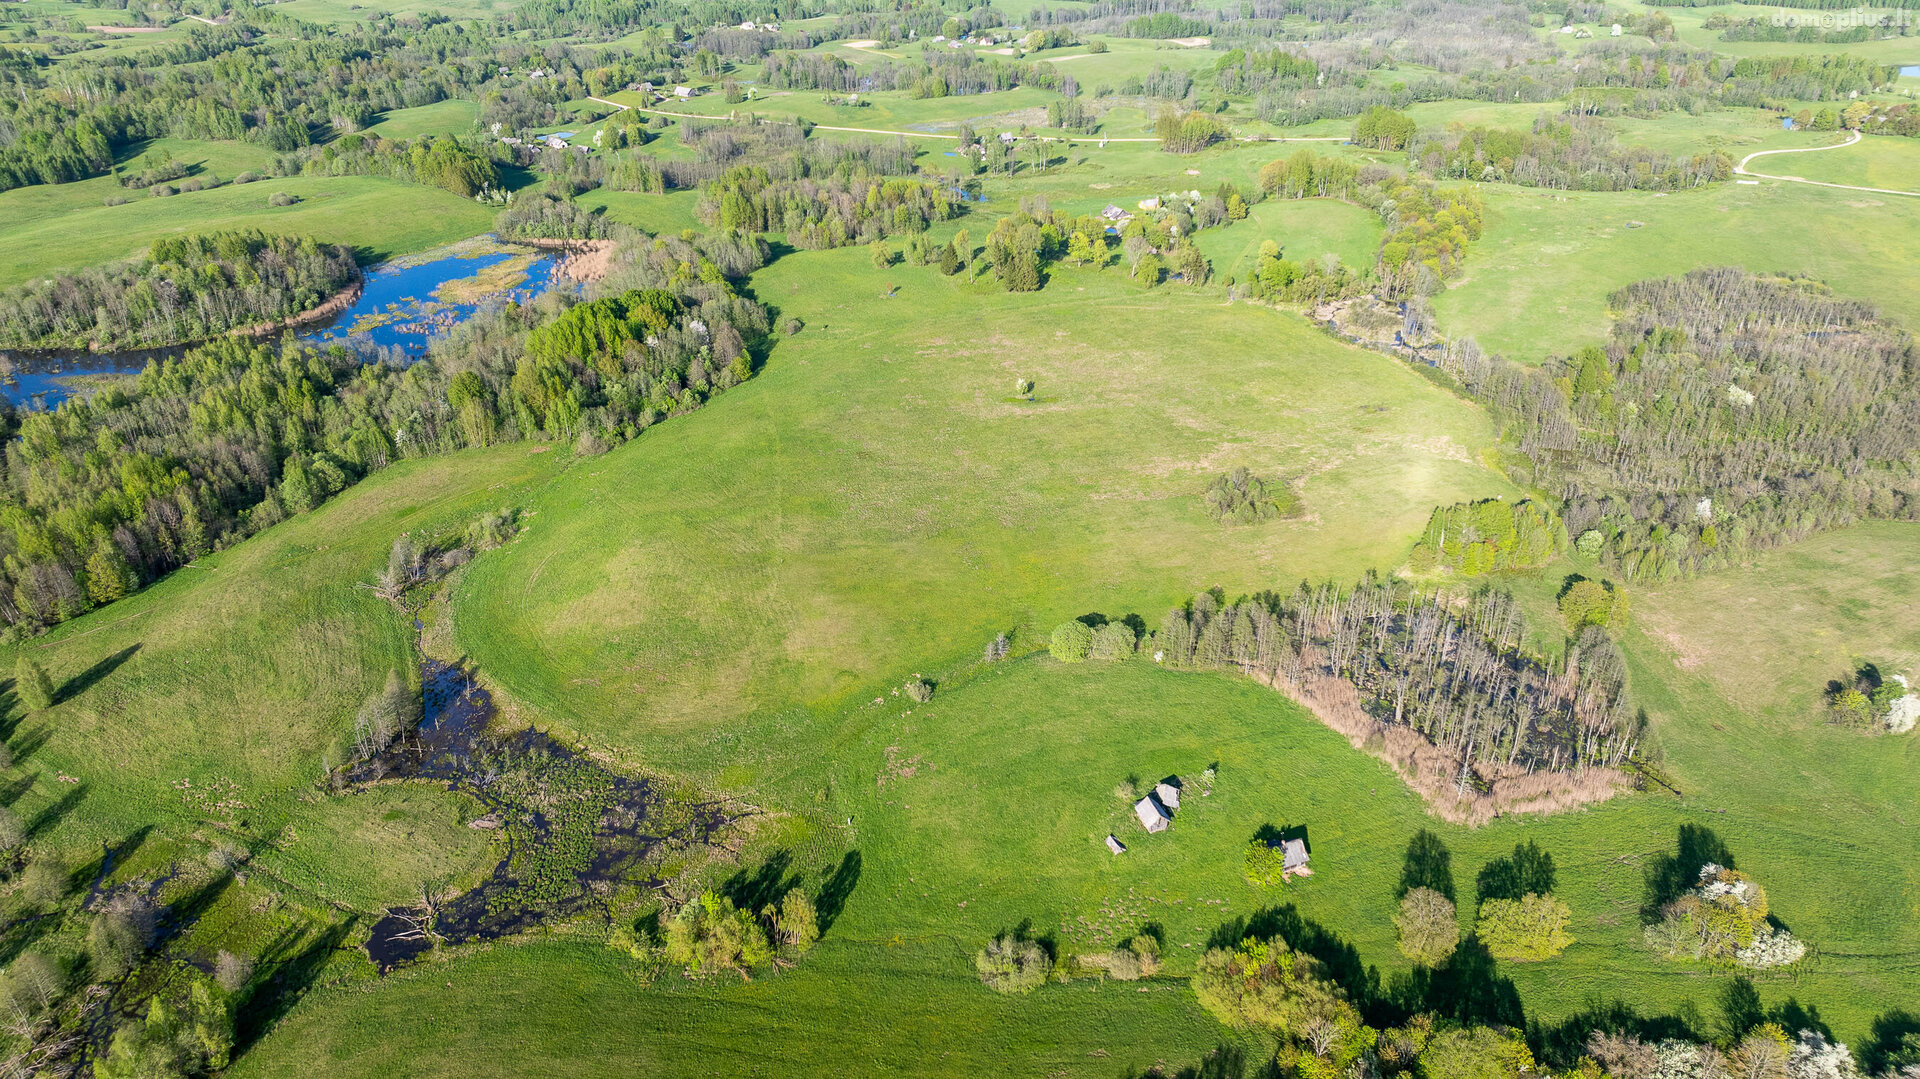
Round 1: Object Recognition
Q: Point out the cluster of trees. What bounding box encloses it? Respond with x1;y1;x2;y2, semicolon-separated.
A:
761;47;1067;97
1123;12;1212;37
0;230;358;350
1825;663;1913;730
1395;835;1573;966
1352;105;1419;150
1645;862;1807;970
1211;46;1319;98
1411;116;1732;192
276;133;505;198
1434;269;1920;582
700;166;958;248
1408;499;1567;576
0;225;770;635
1155;107;1230;152
662;888;819;976
1135;581;1638;776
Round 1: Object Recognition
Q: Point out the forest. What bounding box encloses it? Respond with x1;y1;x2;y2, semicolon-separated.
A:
1434;268;1920;580
0;231;359;351
0;225;770;635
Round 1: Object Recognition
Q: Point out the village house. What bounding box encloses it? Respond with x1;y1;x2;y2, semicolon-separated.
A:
1133;793;1171;833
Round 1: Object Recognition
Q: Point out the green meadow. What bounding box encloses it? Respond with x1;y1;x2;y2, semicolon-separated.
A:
448;248;1511;759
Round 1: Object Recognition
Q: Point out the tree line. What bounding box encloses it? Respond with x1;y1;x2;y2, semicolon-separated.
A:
0;222;771;636
0;230;358;351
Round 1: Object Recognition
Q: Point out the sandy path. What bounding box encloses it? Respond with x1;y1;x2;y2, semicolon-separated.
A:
1734;130;1920;199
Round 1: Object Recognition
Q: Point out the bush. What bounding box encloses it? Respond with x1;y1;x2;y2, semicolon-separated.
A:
771;889;820;953
149;184;177;197
1475;893;1572;961
268;191;297;207
1394;887;1459;965
233;171;261;184
22;854;69;907
904;678;933;703
1203;467;1289;524
665;891;771;975
1088;622;1137;661
1244;840;1287;886
214;950;254;993
1049;621;1093;662
0;806;21;851
976;933;1049;993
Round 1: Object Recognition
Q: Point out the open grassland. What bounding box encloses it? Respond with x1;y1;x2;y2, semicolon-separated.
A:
0;444;566;908
366;99;483;140
0;138;494;284
1612;0;1920;63
450;250;1512;767
1431;175;1920;357
271;0;515;23
1635;520;1920;726
1754;133;1920;192
231;581;1920;1075
1192;197;1383;281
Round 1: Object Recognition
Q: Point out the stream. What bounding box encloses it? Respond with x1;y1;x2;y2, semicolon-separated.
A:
357;659;737;972
0;239;569;409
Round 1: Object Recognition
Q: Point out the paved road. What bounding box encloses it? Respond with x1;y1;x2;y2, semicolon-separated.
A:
1733;130;1919;199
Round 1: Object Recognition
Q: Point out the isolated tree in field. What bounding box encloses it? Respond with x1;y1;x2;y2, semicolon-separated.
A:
1475;893;1572;960
214;950;255;995
1049;621;1093;662
868;241;891;269
665;891;771;975
22;854;69;908
1015;378;1034;400
1558;577;1626;631
0;806;22;852
14;655;54;711
1394;887;1458;965
377;536;420;599
1243;840;1287;886
772;890;819;953
976;933;1048;993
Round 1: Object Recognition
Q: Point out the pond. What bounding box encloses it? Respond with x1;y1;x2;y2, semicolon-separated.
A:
0;238;569;410
1901;65;1920;78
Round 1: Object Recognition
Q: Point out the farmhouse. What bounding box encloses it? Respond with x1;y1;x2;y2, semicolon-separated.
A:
1278;837;1310;875
1100;204;1132;225
674;85;696;99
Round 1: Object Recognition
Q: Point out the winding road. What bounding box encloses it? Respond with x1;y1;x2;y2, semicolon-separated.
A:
1733;130;1919;199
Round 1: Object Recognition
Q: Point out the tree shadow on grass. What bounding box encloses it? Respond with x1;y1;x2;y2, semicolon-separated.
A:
9;724;53;769
1120;1043;1253;1079
1399;830;1454;901
1388;936;1523;1030
158;871;235;948
56;644;140;705
815;849;861;934
233;917;358;1058
1476;841;1556;904
1529;997;1703;1069
719;849;797;914
26;783;87;841
1862;1009;1920;1074
1642;824;1734;923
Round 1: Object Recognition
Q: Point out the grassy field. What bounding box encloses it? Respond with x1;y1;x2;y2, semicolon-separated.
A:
1193;197;1383;281
1431;173;1920;357
447;249;1512;769
0;444;568;907
366;100;483;140
1753;133;1920;193
229;558;1920;1076
0;139;495;284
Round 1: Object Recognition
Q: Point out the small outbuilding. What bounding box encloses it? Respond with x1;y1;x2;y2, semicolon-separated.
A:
1134;794;1171;833
1106;834;1127;855
1279;837;1311;876
1153;780;1181;811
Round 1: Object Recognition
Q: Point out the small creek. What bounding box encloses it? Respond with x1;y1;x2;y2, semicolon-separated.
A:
358;658;736;972
0;239;568;409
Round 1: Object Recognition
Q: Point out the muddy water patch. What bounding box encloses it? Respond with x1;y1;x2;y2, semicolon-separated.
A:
359;660;738;971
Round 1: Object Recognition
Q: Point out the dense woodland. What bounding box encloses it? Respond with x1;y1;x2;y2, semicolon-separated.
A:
1436;269;1920;580
0;225;769;635
0;231;358;350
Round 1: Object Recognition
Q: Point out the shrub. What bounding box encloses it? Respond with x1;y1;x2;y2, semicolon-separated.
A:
771;889;820;953
1394;887;1458;965
15;655;55;711
1049;621;1093;662
233;171;261;184
1193;936;1353;1036
22;854;69;907
149;184;177;197
0;806;21;851
1647;863;1803;968
1244;840;1287;886
665;892;771;975
904;678;933;703
1089;622;1137;661
104;194;128;206
88;897;158;981
1204;467;1289;524
975;933;1049;993
1475;893;1572;961
1559;577;1628;631
214;950;254;994
268;191;297;206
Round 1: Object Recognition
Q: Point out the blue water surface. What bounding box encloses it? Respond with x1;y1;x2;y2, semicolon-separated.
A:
2;243;565;409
